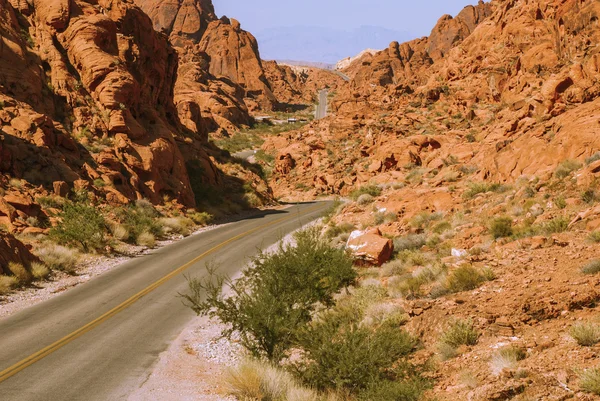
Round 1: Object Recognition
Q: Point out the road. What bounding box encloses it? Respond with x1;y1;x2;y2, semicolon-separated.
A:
232;149;256;160
315;89;328;120
0;202;331;401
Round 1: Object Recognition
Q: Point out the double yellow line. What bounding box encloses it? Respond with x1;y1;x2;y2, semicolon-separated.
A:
0;203;324;384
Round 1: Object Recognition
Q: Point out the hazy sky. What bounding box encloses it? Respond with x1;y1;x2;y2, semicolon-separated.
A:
214;0;485;38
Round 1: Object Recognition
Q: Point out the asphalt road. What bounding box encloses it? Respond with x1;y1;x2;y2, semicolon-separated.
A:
0;202;331;401
315;89;328;120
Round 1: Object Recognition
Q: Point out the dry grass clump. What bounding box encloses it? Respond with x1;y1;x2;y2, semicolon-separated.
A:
188;211;213;226
31;262;50;280
159;217;194;236
380;259;405;277
393;234;426;252
580;366;600;395
570;322;600;346
6;262;32;285
225;359;320;401
554;159;582;179
136;232;156;248
0;275;19;294
356;194;374;206
490;346;527;376
582;260;600;275
444;265;493;294
490;217;513;239
36;244;80;274
109;223;129;241
438;319;479;361
589;231;600;243
361;302;407;328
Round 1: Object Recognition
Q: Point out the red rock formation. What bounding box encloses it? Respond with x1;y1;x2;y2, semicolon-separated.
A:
0;232;39;275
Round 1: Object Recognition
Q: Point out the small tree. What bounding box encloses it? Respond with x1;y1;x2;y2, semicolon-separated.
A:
49;192;107;252
181;228;356;361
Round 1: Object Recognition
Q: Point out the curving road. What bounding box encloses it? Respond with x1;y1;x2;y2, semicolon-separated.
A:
315;89;328;120
0;202;331;401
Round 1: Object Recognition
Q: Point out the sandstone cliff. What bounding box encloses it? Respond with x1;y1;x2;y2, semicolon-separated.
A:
267;0;600;199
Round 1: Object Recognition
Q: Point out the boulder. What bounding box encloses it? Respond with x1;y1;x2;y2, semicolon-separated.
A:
346;228;394;266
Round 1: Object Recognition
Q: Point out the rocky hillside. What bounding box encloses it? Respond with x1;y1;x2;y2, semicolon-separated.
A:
258;0;600;399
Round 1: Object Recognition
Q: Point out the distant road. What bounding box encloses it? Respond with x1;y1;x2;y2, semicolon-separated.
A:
233;149;257;160
315;89;328;120
333;70;350;82
0;202;332;401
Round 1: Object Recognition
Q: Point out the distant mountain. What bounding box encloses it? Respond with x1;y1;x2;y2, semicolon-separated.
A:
255;25;412;64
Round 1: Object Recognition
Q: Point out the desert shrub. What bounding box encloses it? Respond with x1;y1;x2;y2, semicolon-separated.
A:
589;231;600;243
115;203;162;243
445;265;487;293
439;319;479;359
394;234;426;252
490;346;527;375
109;223;129;241
6;262;32;285
464;182;508;199
31;262;50;280
380;260;406;277
182;228;356;361
294;307;418;394
357;379;429;401
356;194;374;206
554;160;582;179
49;196;107;251
580;367;600;395
36;244;79;274
432;221;452;234
0;275;19;294
136;232;156;248
582;189;599;205
410;212;443;230
555;196;567;210
350;185;381;201
324;222;355;240
542;217;569;234
490;217;513;239
587;152;600;165
582;260;600;275
225;359;319;401
361;302;407;328
159;217;194;236
36;195;66;210
570;322;600;346
188;211;213;226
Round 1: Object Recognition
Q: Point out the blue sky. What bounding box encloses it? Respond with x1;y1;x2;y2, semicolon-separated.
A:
214;0;485;39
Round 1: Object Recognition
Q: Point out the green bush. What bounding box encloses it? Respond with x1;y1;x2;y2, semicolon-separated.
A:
589;231;600;243
49;194;107;251
464;182;508;199
294;306;417;394
571;322;600;346
582;260;600;275
358;379;429;401
350;185;382;201
394;234;426;252
445;265;486;293
580;367;600;395
440;319;479;349
542;217;569;234
490;217;513;239
115;203;163;244
181;228;356;361
554;160;582;179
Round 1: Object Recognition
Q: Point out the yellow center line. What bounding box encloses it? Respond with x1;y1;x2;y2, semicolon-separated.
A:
0;203;325;384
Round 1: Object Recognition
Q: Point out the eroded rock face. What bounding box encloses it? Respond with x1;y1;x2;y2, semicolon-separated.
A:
0;232;39;275
268;0;600;200
0;0;205;208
